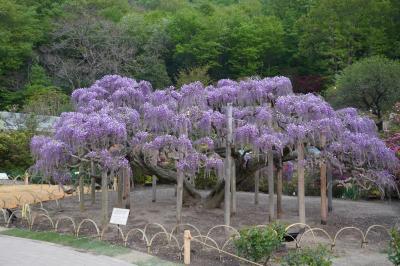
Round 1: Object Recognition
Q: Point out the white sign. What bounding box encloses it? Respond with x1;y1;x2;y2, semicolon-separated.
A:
110;208;130;225
0;173;8;180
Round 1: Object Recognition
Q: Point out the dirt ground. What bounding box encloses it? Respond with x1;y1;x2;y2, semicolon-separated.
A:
9;185;400;265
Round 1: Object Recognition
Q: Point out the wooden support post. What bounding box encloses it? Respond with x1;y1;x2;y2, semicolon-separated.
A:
113;176;118;191
297;141;306;225
101;170;109;227
184;230;192;265
122;167;131;209
177;124;188;226
327;162;333;212
254;170;259;205
267;152;275;222
231;159;236;215
152;175;157;202
320;135;328;224
117;169;123;207
90;161;96;205
277;160;283;219
24;172;29;185
224;103;233;228
79;165;85;212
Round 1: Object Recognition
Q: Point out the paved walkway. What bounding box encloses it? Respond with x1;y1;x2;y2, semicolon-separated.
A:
0;235;135;266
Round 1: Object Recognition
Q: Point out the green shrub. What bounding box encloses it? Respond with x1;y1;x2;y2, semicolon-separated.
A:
388;229;400;265
234;223;285;264
0;131;33;176
282;245;332;266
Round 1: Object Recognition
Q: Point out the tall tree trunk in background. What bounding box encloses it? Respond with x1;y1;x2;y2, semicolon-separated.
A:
320;135;328;224
79;164;85;212
267;152;275;222
297;142;306;225
101;170;109;227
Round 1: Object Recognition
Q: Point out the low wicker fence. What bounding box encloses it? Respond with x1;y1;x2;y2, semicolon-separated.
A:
0;192;395;265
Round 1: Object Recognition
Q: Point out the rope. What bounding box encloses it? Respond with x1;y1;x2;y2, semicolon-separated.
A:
191;237;263;266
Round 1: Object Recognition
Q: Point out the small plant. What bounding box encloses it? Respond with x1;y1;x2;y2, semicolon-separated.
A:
281;245;332;266
388;229;400;265
234;222;285;265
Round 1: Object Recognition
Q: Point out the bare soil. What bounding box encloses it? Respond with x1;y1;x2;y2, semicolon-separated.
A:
8;185;400;265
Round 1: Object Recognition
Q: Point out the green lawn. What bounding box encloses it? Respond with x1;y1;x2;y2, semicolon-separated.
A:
0;228;130;257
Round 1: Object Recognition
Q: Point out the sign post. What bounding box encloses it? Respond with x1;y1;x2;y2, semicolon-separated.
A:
110;208;130;226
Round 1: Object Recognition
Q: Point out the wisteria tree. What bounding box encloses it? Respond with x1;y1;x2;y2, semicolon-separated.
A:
31;75;399;226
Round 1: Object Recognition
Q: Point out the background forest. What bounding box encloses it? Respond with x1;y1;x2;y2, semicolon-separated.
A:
1;0;400;182
1;0;400;112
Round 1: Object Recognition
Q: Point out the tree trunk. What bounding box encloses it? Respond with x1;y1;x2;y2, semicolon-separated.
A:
254;170;259;205
327;162;333;212
79;165;85;212
277;162;283;219
320;135;328;225
297;141;306;225
101;170;109;227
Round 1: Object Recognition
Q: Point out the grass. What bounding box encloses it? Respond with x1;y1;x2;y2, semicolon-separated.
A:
0;228;130;257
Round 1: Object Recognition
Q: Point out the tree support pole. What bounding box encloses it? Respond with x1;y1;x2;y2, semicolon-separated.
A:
231;159;236;215
152;175;157;202
267;152;275;222
79;165;85;212
297;141;306;225
177;123;188;227
320;135;328;225
277;159;283;219
90;161;96;205
117;168;123;207
254;170;259;205
122;167;131;209
327;162;333;212
101;170;109;227
224;103;233;229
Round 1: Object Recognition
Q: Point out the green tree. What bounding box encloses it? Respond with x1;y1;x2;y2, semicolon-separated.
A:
0;0;42;75
334;56;400;129
297;0;393;81
0;131;33;176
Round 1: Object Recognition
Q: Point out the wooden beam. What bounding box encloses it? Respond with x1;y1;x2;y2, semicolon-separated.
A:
101;170;109;227
327;162;333;212
320;135;328;224
267;152;275;222
297;141;306;225
254;170;259;205
224;103;233;228
152;175;157;202
231;159;236;215
277;160;283;219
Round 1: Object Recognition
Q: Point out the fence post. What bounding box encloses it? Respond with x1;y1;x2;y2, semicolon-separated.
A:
152;175;157;202
184;230;192;265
